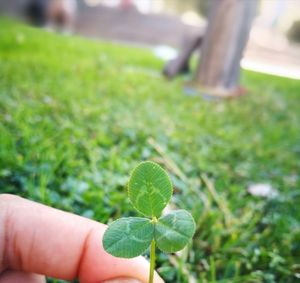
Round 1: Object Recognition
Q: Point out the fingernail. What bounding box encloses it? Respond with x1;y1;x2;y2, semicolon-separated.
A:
103;278;142;283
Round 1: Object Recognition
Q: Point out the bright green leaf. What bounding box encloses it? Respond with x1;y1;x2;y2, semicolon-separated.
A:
155;210;195;253
128;161;173;217
103;217;154;258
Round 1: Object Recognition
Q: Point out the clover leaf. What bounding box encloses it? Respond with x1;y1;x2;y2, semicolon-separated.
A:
103;217;154;258
102;161;195;283
128;161;173;217
155;210;195;253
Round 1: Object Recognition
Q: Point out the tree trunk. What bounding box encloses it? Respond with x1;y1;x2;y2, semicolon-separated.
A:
195;0;257;97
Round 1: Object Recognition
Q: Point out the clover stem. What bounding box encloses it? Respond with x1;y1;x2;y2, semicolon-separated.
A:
148;239;156;283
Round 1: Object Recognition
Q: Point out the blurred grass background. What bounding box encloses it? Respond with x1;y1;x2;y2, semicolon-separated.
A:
0;19;300;282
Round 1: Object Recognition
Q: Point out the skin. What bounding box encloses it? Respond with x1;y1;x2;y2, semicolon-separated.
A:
0;194;164;283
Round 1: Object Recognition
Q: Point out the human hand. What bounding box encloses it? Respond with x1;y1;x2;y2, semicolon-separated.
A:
0;194;164;283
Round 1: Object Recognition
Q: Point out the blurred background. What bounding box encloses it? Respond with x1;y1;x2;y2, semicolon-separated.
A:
0;0;300;282
1;0;300;79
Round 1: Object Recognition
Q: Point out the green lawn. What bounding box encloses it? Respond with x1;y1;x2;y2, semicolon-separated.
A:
0;19;300;283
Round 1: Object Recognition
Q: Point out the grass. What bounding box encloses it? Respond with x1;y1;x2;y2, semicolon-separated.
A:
0;18;300;283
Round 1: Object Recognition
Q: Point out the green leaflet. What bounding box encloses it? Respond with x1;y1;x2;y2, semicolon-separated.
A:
155;210;195;253
103;217;154;258
128;161;173;217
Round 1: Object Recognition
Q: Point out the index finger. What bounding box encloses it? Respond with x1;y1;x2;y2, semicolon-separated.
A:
0;194;164;283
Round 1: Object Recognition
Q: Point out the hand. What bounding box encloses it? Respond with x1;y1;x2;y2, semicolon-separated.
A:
0;194;164;283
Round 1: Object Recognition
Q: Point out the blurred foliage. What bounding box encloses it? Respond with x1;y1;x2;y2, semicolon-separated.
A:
0;19;300;283
287;20;300;43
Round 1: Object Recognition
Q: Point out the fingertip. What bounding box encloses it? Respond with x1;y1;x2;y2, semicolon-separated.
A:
131;256;165;283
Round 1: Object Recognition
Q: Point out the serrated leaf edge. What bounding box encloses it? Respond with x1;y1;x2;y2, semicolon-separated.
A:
127;161;173;217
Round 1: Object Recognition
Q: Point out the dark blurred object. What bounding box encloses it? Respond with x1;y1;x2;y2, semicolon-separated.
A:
24;0;77;32
163;34;203;79
287;20;300;43
25;0;49;26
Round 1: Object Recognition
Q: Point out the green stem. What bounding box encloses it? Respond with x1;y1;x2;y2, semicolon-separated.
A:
148;239;156;283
